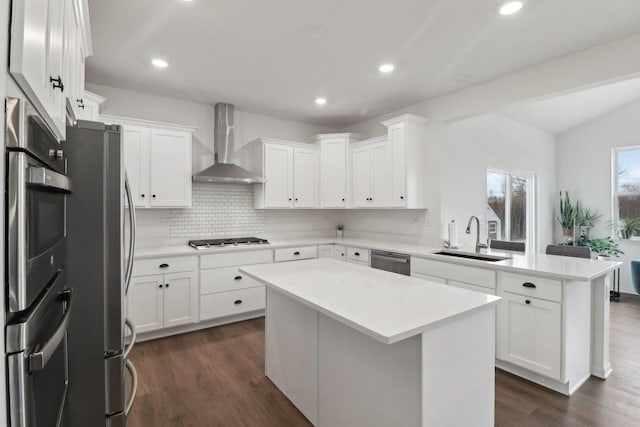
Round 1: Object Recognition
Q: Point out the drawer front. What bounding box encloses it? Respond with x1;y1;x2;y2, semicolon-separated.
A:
200;250;273;269
499;272;561;302
318;244;334;258
347;247;369;263
274;246;318;262
411;257;496;288
200;287;265;321
448;280;496;295
132;256;198;277
200;267;264;295
411;272;447;284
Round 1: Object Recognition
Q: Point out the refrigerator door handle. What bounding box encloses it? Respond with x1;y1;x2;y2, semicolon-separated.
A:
124;359;138;416
123;318;137;360
124;174;137;294
29;289;73;372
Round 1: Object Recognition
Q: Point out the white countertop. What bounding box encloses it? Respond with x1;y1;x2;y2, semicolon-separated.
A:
134;236;622;281
240;258;501;344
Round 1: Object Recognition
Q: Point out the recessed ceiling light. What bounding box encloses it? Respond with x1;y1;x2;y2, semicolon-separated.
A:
315;97;327;105
498;1;524;16
379;63;395;74
151;58;169;68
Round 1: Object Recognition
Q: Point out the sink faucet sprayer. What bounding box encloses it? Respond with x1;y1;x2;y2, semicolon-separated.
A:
466;216;488;253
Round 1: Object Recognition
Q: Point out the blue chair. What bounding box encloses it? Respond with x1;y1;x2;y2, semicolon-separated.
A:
631;260;640;294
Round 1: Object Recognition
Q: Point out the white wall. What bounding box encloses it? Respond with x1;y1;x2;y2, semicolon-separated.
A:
445;114;556;252
557;99;640;293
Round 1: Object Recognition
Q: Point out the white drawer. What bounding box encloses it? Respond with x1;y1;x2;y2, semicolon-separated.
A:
200;287;265;321
412;272;447;284
318;244;334;258
200;250;273;269
411;257;496;288
347;247;369;263
347;259;369;267
274;246;318;262
200;267;264;295
448;280;496;295
132;256;198;277
499;272;561;302
333;246;346;261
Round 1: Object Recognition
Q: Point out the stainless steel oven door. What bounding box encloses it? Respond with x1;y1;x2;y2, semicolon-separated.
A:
7;150;70;313
6;271;72;427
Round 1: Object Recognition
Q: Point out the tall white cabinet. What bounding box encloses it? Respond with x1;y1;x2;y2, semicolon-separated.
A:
251;138;319;209
10;0;92;140
102;115;195;208
351;136;391;208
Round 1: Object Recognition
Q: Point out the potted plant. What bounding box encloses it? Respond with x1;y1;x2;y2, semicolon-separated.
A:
586;237;624;259
557;191;578;241
615;217;640;239
575;207;601;240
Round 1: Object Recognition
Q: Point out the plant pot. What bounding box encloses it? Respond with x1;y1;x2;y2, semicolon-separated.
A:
597;255;611;261
617;230;631;239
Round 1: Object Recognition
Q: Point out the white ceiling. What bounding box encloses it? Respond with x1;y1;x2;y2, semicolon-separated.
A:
498;77;640;134
86;0;640;128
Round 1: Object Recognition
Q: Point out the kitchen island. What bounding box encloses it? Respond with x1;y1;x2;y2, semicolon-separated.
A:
240;258;501;427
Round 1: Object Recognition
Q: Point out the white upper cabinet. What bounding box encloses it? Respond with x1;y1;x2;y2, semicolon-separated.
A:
10;0;91;140
149;128;193;207
292;146;319;208
104;116;194;209
309;134;360;208
382;115;428;208
251;139;319;209
350;136;390;208
76;91;105;122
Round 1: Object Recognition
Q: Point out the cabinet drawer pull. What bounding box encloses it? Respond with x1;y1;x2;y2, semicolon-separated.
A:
234;275;242;280
159;263;169;269
165;284;170;288
234;299;243;305
158;284;162;288
525;299;531;305
354;252;360;256
522;282;536;289
293;251;300;256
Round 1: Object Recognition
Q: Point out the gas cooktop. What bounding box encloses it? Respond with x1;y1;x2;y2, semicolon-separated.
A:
188;237;270;249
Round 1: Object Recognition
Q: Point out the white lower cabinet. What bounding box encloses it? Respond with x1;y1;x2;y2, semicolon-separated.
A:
497;292;561;380
274;246;318;262
199;250;273;322
128;270;199;334
333;245;346;261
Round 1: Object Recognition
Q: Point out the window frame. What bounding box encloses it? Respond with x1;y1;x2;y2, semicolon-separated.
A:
611;145;640;233
486;167;536;253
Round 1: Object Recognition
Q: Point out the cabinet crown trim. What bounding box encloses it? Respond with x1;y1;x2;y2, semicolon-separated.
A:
382;114;428;127
351;134;387;147
305;133;363;143
100;114;197;133
249;137;317;149
83;90;106;104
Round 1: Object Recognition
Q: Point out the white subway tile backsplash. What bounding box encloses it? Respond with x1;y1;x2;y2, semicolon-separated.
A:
169;183;265;237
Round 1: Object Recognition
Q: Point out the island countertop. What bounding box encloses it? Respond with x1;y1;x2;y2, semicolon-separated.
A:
240;258;501;344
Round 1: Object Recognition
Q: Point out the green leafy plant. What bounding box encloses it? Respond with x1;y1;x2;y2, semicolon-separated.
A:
585;237;624;257
577;207;601;228
557;191;578;232
616;217;640;239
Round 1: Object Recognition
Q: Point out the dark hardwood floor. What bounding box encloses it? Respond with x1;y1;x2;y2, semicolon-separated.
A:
127;294;640;427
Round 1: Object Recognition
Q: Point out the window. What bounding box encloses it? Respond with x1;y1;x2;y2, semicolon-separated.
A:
487;169;535;251
613;147;640;222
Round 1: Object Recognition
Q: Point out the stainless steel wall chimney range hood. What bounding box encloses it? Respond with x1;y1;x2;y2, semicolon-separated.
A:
192;103;265;184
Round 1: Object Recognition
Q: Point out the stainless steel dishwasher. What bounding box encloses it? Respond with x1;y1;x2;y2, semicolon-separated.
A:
370;250;411;276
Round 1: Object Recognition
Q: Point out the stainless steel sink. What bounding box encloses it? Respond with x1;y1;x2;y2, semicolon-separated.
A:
432;250;511;262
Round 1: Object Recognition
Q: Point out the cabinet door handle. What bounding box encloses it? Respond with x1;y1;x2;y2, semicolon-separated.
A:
159;263;169;269
141;194;145;198
158;284;163;288
522;282;536;289
293;251;300;256
525;299;531;305
234;275;242;280
234;299;243;305
400;196;404;200
295;198;298;201
342;198;345;202
152;194;157;198
165;283;170;288
50;75;64;92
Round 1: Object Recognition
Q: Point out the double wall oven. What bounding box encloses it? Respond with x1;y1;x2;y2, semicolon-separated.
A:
5;97;72;426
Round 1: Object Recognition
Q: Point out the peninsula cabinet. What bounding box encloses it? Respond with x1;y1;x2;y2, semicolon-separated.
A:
351;136;391;208
102;115;195;208
128;256;200;334
308;133;361;208
381;114;428;208
251;138;319;209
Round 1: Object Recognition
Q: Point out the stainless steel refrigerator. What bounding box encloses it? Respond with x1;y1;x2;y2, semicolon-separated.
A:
64;120;138;426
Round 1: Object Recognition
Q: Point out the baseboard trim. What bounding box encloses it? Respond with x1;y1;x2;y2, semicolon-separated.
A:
495;360;590;396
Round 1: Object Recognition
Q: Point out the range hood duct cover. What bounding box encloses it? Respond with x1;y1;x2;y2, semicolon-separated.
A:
192;103;265;184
